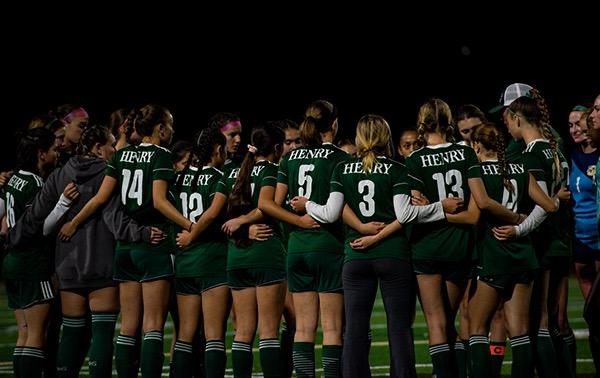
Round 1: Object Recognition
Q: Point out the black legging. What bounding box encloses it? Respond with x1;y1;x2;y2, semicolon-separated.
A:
342;258;416;378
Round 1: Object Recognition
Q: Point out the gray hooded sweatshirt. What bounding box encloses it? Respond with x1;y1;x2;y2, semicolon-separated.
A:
8;155;151;289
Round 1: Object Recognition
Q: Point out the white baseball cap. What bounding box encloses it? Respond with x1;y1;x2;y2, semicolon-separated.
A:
489;83;533;113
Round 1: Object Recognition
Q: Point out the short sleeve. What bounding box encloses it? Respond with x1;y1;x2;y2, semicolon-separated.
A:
105;152;119;178
329;163;344;193
153;150;175;181
260;164;278;188
392;161;411;196
277;154;289;184
404;154;425;192
465;148;481;179
216;168;236;197
523;151;545;181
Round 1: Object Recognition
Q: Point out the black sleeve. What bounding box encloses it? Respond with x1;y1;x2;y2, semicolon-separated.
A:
102;194;150;243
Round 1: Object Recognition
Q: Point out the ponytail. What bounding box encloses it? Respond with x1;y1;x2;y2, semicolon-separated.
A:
355;114;392;173
530;89;562;184
300;100;338;148
227;124;284;247
472;122;513;193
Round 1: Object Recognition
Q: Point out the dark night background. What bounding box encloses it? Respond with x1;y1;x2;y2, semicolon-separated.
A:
1;10;597;169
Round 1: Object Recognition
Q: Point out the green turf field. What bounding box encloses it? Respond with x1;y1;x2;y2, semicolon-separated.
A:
0;277;595;377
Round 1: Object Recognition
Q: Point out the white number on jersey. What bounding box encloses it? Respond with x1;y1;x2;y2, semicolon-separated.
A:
358;180;376;217
121;169;144;206
432;169;464;199
179;192;204;222
298;164;315;199
501;179;519;212
6;192;15;229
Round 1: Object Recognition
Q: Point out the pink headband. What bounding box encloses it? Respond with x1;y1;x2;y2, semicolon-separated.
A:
220;120;241;133
61;107;89;123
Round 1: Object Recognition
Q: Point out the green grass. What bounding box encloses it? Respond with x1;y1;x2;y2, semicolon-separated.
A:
0;278;596;376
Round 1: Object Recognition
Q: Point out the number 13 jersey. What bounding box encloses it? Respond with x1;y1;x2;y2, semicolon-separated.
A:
404;143;480;261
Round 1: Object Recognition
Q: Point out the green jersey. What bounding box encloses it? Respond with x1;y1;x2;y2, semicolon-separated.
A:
331;156;411;262
477;160;538;275
523;139;570;257
222;156;242;172
2;170;50;280
277;143;349;254
171;166;227;277
404;143;480;261
506;126;565;162
105;143;174;226
217;160;285;270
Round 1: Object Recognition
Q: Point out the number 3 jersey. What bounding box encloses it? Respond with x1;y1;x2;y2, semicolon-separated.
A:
105;143;174;226
404;143;480;261
277;143;350;254
330;156;411;262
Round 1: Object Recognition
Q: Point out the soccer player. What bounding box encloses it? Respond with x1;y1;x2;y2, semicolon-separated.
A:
170;126;231;378
1;128;58;377
58;104;193;377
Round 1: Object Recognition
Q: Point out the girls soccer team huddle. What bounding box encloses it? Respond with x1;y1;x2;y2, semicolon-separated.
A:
1;87;600;378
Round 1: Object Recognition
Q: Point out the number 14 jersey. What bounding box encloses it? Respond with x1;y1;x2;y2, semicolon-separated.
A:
106;143;174;225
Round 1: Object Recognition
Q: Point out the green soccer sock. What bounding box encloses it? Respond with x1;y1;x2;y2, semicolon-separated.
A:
57;315;89;377
510;334;532;378
535;329;559;378
549;327;575;378
232;341;253;378
429;343;456;378
322;344;342;378
454;340;468;378
13;346;23;378
141;330;165;378
468;335;489;378
88;312;118;378
171;340;193;378
205;339;226;378
20;347;46;378
115;334;139;378
293;342;315;378
259;338;282;378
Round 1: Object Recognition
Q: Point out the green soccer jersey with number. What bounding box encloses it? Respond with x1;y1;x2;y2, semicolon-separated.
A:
477;160;538;275
1;170;50;280
217;160;285;270
331;156;411;262
523;139;571;257
277;143;350;255
171;166;227;277
105;143;174;226
404;143;480;261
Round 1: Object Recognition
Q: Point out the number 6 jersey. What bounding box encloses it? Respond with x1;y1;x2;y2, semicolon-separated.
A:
404;143;480;262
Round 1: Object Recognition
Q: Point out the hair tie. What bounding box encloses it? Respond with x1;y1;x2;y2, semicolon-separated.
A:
247;144;258;154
